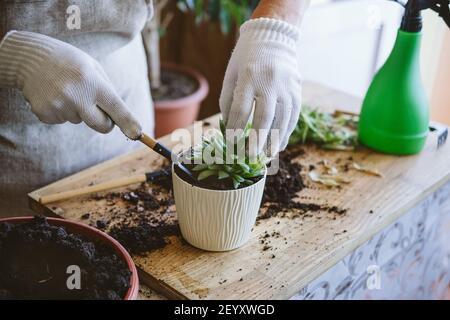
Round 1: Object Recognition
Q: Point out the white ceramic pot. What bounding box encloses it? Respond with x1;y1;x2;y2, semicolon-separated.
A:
172;164;266;251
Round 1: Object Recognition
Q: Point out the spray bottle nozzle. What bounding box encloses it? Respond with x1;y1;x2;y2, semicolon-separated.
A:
399;0;450;31
431;0;450;27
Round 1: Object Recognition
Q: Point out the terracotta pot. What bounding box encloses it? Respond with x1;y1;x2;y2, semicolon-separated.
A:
153;63;209;137
172;164;267;252
0;217;139;300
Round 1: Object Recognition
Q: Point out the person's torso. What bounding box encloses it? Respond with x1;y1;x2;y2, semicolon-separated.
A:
1;0;153;57
0;0;154;215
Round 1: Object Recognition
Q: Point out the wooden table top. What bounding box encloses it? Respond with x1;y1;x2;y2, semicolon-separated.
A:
29;82;450;299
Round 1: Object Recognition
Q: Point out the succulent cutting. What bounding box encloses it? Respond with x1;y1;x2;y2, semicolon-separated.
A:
288;106;359;151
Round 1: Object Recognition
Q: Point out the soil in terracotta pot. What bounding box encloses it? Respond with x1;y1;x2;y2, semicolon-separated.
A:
0;217;131;300
151;69;198;101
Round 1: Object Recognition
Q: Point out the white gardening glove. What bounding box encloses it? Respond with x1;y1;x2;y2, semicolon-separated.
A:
0;31;142;139
220;18;302;157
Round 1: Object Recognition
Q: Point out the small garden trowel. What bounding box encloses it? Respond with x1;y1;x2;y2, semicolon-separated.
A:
139;133;198;184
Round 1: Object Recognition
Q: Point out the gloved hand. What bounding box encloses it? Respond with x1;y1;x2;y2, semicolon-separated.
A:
220;18;302;157
0;31;142;140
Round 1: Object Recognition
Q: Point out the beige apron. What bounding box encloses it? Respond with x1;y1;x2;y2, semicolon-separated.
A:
0;0;154;216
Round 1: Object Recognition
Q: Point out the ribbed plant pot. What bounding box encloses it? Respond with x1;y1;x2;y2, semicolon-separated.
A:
172;164;266;251
153;63;209;138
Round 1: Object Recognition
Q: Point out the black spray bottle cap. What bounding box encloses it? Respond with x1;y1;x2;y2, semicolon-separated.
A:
398;0;450;32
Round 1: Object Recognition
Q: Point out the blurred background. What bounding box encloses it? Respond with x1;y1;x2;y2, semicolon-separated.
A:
147;0;450;136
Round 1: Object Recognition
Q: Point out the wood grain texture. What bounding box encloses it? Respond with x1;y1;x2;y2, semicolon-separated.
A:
38;174;147;204
28;83;450;300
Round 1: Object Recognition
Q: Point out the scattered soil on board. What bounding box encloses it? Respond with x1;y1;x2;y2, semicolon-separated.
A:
258;145;347;221
86;170;179;255
151;69;198;101
0;217;131;300
260;147;305;212
87;145;348;255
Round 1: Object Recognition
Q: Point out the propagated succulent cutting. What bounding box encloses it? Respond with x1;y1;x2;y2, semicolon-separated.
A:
289;106;359;150
184;121;266;189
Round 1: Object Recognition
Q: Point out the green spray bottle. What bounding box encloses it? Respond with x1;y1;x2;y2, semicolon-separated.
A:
358;0;450;155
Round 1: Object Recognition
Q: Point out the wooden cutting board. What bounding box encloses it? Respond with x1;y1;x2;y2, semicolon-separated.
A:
29;83;450;299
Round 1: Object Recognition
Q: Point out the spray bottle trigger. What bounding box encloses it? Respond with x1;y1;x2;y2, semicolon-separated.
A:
429;0;450;27
429;122;449;149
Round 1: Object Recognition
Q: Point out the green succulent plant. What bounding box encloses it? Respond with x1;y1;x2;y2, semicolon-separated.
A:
289;106;359;150
185;120;266;189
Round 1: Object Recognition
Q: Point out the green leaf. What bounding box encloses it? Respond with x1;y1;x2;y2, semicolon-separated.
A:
218;170;229;179
232;177;240;189
207;0;221;20
219;119;226;136
212;137;224;155
219;6;231;34
232;174;244;183
238;163;250;172
185;115;265;188
198;169;217;180
177;0;258;35
288;106;359;150
194;0;204;25
207;164;221;171
193;164;208;171
223;1;243;26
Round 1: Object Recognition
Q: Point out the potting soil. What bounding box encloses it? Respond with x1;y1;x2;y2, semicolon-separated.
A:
0;216;131;300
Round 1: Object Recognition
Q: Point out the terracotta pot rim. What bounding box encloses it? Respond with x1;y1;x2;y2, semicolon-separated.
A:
0;216;139;300
154;62;209;109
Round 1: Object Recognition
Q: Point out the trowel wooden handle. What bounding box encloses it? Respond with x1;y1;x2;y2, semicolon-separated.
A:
140;133;173;161
140;133;157;149
139;133;198;184
39;174;147;205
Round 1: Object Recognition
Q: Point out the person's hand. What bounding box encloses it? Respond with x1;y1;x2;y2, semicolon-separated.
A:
220;18;302;157
0;31;141;139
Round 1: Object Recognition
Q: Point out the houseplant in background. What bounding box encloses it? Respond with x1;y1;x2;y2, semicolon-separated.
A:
176;0;259;119
172;121;267;251
143;0;258;137
143;0;209;137
177;0;259;34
